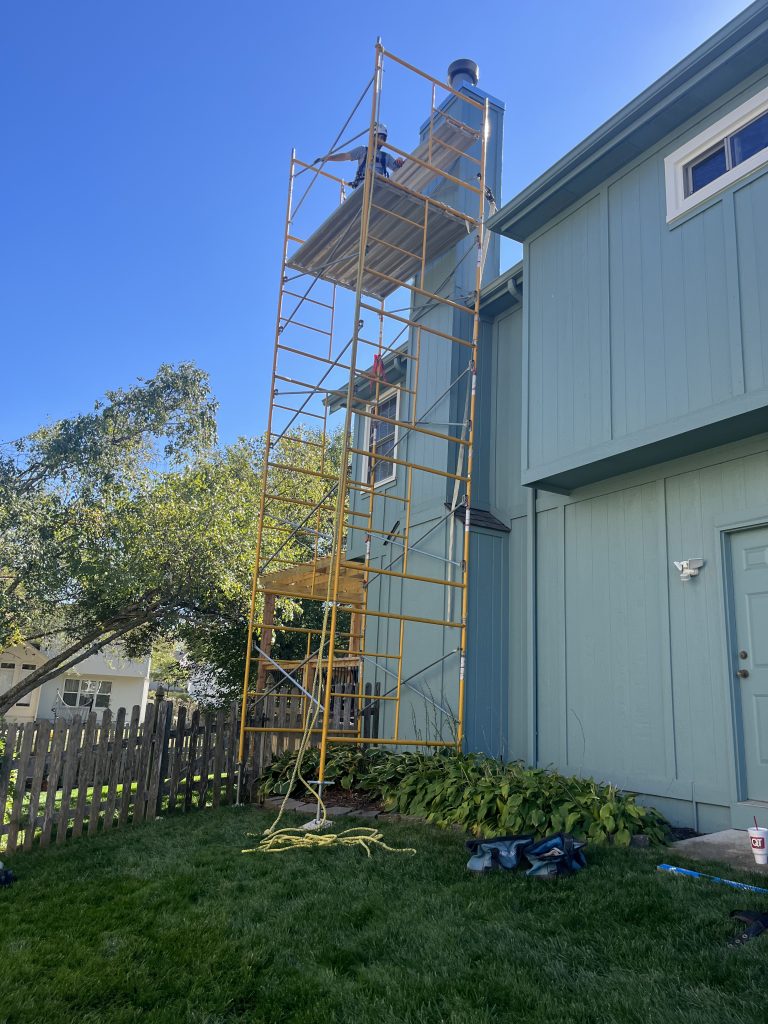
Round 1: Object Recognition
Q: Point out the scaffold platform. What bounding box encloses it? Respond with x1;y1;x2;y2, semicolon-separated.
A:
286;118;480;298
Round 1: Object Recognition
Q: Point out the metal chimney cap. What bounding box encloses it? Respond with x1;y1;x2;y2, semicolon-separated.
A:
447;59;479;88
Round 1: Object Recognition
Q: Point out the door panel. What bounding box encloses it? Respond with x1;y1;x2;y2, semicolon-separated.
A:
730;527;768;801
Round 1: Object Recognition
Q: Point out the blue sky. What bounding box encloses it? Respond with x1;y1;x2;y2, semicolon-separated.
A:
0;0;751;446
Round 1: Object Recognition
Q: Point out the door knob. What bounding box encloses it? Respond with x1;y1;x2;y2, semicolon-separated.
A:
737;668;750;679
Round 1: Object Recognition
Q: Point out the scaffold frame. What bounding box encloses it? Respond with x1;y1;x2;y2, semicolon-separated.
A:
237;41;491;796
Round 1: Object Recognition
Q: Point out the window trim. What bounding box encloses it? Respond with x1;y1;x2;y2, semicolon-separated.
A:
0;659;39;709
363;388;399;489
665;82;768;223
62;677;112;711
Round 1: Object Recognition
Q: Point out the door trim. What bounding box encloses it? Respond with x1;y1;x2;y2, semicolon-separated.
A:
716;513;768;807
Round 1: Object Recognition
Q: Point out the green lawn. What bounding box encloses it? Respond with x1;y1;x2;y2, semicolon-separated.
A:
1;807;766;1024
2;775;227;850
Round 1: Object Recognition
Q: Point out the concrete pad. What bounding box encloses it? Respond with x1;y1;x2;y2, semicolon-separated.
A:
671;829;768;875
280;798;315;814
324;805;353;818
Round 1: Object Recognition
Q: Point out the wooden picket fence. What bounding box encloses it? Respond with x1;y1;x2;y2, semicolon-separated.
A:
256;658;377;764
0;700;256;855
0;660;374;855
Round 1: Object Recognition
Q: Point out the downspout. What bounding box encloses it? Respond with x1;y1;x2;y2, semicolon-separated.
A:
509;270;534;763
527;485;538;766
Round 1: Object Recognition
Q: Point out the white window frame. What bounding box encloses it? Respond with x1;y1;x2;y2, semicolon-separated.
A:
363;388;399;488
62;678;112;711
0;659;39;710
665;82;768;223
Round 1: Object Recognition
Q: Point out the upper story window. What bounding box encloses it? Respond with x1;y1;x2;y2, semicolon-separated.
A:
367;390;398;487
685;110;768;195
665;83;768;222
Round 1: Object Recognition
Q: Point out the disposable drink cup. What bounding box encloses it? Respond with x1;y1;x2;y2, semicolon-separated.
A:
748;827;768;865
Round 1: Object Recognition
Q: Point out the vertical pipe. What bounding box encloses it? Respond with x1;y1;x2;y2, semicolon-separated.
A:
317;40;384;791
238;149;297;773
357;297;386;738
395;192;428;741
456;98;489;750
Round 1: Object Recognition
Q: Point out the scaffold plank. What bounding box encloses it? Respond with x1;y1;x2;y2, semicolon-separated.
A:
286;178;470;298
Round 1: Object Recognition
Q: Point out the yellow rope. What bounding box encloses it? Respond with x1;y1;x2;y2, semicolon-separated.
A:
243;825;416;857
251;433;415;862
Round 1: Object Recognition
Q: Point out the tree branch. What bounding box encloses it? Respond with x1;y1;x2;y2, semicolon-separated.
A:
0;611;154;716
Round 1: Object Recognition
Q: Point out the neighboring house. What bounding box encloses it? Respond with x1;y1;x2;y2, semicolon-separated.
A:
0;645;151;724
355;1;768;831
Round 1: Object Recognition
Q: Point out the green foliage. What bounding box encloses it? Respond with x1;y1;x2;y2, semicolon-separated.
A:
262;746;668;844
0;363;345;714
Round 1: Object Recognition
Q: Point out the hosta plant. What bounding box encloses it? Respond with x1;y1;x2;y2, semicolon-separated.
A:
261;746;667;845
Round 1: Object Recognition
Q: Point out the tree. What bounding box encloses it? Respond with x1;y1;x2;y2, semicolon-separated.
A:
0;366;344;714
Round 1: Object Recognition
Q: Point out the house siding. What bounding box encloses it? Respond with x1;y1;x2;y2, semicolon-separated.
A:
505;436;768;830
522;69;768;487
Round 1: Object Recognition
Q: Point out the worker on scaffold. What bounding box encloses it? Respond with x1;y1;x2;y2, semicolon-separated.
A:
314;122;404;188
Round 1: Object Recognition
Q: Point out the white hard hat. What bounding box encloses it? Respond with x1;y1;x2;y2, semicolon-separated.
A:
373;122;388;138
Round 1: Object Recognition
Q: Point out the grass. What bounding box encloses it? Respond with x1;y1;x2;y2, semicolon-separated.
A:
1;807;767;1024
1;775;226;851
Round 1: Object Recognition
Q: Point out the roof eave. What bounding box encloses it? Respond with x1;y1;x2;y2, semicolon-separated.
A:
490;0;768;241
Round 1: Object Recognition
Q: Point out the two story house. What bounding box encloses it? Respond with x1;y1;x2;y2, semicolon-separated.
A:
0;645;151;725
352;0;768;833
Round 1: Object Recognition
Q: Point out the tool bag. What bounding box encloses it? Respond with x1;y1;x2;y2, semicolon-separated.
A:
465;832;587;877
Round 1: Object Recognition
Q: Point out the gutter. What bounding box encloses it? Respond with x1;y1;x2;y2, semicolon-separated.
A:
490;0;768;240
478;260;524;318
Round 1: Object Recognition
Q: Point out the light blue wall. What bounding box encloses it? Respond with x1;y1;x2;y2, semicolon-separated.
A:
523;68;768;487
464;527;509;757
464;307;527;757
531;435;768;830
477;294;768;828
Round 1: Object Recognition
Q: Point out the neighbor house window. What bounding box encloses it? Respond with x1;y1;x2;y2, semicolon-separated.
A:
0;663;14;695
0;661;35;708
62;679;112;709
366;390;398;486
665;83;768;222
16;663;36;707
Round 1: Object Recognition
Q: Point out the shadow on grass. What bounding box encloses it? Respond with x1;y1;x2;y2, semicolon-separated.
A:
1;806;767;1024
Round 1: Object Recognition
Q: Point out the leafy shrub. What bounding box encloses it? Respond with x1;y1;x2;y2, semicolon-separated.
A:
261;746;667;845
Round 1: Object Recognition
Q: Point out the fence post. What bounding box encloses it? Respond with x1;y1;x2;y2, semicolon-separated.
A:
155;696;173;817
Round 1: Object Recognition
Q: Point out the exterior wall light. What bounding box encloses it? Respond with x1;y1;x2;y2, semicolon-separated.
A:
673;559;704;581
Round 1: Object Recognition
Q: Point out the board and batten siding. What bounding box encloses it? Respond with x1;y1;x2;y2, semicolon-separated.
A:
523;69;768;486
531;434;768;831
460;307;530;759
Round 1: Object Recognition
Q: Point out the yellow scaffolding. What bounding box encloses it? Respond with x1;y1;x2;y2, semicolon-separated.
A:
238;42;491;794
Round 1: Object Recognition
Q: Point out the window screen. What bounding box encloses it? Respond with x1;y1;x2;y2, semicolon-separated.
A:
368;393;397;485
